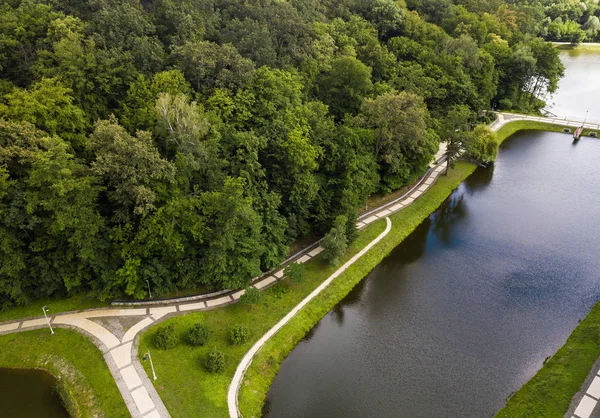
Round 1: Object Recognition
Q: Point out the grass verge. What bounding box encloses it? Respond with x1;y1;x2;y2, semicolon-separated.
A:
0;294;109;324
496;120;596;144
0;328;128;417
495;301;600;417
137;161;476;417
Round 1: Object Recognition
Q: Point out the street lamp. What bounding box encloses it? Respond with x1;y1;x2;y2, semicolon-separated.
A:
142;350;157;380
42;306;54;335
146;279;152;299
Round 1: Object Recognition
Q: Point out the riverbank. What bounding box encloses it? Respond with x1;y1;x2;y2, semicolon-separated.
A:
0;328;128;417
495;119;595;144
236;162;477;417
496;300;600;417
136;162;476;417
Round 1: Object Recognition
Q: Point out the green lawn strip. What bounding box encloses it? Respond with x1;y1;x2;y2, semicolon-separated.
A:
238;161;476;417
0;294;109;323
0;328;128;418
137;218;387;417
496;120;596;144
496;301;600;417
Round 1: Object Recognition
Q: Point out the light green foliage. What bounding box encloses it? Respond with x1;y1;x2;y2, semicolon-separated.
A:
465;124;499;163
284;262;307;283
229;324;250;345
322;215;349;265
0;78;86;147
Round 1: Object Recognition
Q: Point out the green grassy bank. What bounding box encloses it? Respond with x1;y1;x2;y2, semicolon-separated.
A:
0;328;128;417
0;295;109;324
138;162;476;417
496;119;596;144
496;301;600;417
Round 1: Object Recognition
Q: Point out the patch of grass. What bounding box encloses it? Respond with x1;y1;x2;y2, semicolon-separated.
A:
0;294;109;324
495;120;595;144
0;328;128;418
495;301;600;417
138;162;476;418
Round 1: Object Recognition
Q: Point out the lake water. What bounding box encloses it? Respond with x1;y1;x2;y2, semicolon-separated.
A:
0;368;69;418
263;48;600;418
549;47;600;121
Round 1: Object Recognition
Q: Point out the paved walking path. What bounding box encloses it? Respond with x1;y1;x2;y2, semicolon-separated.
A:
1;112;594;418
568;356;600;418
227;217;393;417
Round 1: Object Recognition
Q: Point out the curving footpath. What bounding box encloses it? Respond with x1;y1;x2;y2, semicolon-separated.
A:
227;217;392;418
1;112;593;418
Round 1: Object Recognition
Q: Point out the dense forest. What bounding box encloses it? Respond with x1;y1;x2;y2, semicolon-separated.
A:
0;0;564;307
507;0;600;43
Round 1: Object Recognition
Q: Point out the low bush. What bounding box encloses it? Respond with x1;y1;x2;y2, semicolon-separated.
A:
154;324;178;350
284;262;306;283
188;323;210;346
229;325;250;345
240;286;261;306
271;282;289;299
204;348;225;373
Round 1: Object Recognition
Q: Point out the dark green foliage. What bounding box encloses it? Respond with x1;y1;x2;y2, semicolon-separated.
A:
240;287;261;306
204;348;225;373
322;215;349;266
284;263;306;283
0;0;565;307
154;324;178;350
228;325;250;345
188;324;210;347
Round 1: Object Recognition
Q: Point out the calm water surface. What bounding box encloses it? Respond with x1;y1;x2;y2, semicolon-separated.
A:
549;48;600;120
0;368;69;417
264;49;600;418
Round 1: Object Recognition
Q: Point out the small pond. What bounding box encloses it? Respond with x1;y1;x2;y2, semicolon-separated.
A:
0;368;70;418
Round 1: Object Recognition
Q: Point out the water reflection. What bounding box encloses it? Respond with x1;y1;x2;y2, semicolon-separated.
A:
264;132;600;418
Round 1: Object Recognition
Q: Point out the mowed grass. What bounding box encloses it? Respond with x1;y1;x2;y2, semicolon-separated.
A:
138;161;476;418
496;300;600;417
0;294;109;323
0;328;128;418
496;120;596;144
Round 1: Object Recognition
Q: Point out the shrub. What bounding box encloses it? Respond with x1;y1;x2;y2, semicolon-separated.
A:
272;282;289;299
284;262;306;283
240;286;261;306
187;323;209;346
154;323;177;350
322;215;348;265
229;324;250;345
204;348;225;373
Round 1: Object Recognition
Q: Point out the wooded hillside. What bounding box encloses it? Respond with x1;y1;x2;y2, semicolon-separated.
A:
0;0;564;307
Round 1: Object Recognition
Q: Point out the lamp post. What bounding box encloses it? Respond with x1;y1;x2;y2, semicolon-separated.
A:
146;279;152;299
42;306;54;335
143;350;157;380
